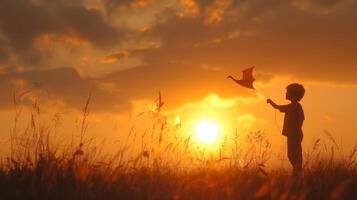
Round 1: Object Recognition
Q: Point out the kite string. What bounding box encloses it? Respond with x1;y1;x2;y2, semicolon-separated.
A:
274;109;282;134
257;90;282;134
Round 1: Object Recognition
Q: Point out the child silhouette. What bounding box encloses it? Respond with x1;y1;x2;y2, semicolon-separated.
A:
267;83;305;174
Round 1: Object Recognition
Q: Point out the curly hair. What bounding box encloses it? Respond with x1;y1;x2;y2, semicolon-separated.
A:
287;83;305;101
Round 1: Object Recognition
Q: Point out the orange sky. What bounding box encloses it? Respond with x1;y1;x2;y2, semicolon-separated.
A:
0;0;357;165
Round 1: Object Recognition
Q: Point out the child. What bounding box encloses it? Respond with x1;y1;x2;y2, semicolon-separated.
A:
267;83;305;174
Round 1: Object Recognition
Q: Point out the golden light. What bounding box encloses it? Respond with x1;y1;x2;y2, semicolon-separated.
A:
194;119;220;145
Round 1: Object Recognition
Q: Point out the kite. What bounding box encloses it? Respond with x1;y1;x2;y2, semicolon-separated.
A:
227;66;255;89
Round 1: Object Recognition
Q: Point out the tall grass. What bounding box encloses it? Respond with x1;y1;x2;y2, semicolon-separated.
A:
0;94;356;200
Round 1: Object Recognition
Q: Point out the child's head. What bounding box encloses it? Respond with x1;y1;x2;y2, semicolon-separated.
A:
286;83;305;102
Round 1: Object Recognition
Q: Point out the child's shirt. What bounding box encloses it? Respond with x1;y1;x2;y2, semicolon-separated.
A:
278;102;304;138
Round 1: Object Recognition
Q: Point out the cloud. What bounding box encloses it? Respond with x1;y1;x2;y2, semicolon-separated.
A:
0;0;124;66
103;0;155;13
237;114;257;128
292;0;356;14
0;37;11;64
237;113;267;129
0;0;357;114
88;0;357;112
0;67;131;113
101;52;128;64
135;0;357;83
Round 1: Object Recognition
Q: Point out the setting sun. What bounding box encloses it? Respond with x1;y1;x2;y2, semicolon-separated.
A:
194;120;220;145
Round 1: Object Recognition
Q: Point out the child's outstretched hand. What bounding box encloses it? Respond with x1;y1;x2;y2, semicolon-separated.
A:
267;99;273;104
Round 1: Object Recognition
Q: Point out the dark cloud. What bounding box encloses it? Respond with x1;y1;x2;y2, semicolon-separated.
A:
0;67;131;113
102;0;153;13
0;38;11;64
0;0;124;66
229;0;287;16
197;0;215;6
104;0;133;9
292;0;356;13
309;0;349;6
135;0;357;83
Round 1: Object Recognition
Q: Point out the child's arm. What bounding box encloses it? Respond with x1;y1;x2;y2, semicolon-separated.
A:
267;99;288;112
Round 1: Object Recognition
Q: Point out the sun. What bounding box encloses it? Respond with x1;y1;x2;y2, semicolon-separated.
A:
194;119;220;145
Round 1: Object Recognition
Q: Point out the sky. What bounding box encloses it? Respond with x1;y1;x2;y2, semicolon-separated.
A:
0;0;357;164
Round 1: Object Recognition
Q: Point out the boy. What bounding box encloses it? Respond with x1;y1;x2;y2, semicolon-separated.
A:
267;83;305;174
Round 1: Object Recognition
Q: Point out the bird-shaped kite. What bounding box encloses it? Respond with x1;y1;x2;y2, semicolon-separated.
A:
227;67;255;89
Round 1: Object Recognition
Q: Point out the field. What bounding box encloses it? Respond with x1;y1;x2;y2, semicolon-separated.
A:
0;98;356;200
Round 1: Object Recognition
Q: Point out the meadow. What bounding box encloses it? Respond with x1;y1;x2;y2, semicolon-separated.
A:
0;96;356;200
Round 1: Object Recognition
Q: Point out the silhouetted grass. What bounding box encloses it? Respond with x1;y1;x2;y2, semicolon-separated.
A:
0;94;356;200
